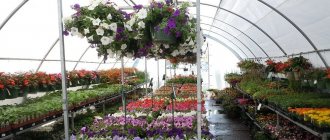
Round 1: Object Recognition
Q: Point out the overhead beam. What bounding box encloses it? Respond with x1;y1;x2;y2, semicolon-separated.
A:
204;34;243;60
203;29;249;58
0;0;29;31
195;2;287;56
72;46;91;70
200;15;270;58
202;23;256;58
258;0;328;68
36;39;59;72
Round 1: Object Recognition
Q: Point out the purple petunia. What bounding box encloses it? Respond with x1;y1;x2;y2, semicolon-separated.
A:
157;2;163;8
167;18;176;29
176;31;182;38
133;4;143;10
63;30;69;36
71;4;80;11
166;0;171;5
173;9;180;17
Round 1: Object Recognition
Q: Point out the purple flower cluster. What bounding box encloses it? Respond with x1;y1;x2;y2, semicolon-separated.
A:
133;4;143;10
136;43;153;58
115;27;126;41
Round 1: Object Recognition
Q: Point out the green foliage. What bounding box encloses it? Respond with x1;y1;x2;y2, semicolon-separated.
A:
166;76;197;84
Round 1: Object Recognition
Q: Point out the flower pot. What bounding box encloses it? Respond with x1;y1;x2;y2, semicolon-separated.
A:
0;89;5;100
293;71;301;81
286;72;294;80
19;87;28;97
71;80;78;87
317;79;326;89
150;27;176;44
5;88;19;99
308;80;315;88
325;80;330;90
29;86;38;94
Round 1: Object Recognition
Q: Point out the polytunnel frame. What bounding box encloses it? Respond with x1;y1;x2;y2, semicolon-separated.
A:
1;0;329;70
203;29;249;58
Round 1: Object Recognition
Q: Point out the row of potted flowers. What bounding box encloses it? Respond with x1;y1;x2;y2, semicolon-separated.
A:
0;84;138;134
0;68;143;100
75;79;212;139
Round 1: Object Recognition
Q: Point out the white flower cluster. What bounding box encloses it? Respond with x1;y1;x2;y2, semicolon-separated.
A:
158;111;197;119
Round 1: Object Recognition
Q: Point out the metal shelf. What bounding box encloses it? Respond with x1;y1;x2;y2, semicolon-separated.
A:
0;83;145;140
235;86;330;140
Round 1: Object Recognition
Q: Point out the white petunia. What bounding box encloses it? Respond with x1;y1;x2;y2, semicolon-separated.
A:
107;13;112;20
127;17;136;26
137;9;147;19
164;44;170;49
96;28;104;36
77;33;84;38
126;53;133;58
188;39;194;45
63;16;73;23
100;23;109;29
121;44;127;50
138;21;145;29
84;28;90;34
107;49;115;58
192;48;197;53
179;49;186;55
100;36;111;45
171;50;179;57
109;23;117;32
70;27;79;36
87;35;94;41
92;18;101;26
124;24;132;31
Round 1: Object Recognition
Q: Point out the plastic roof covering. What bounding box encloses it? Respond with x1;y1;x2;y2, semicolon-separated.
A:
0;0;330;73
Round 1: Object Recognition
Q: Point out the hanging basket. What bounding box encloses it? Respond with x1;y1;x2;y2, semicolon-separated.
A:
5;88;19;99
168;57;179;64
286;72;294;80
0;89;5;100
150;27;176;44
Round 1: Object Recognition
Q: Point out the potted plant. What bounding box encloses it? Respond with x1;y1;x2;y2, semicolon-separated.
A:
69;70;79;87
287;56;312;80
0;73;5;100
325;68;330;90
4;74;19;99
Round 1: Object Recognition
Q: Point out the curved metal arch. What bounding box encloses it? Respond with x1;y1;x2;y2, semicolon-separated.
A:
258;0;328;68
203;34;243;61
200;15;270;58
202;23;256;58
72;46;91;70
203;29;249;58
196;2;287;56
0;0;29;31
36;38;59;72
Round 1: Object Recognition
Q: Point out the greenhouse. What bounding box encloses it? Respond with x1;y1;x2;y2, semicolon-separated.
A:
0;0;330;139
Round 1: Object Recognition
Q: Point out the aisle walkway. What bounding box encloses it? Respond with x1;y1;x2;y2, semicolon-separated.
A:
205;100;251;140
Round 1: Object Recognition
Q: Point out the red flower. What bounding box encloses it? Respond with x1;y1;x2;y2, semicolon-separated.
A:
327;68;330;79
167;7;174;13
0;84;4;89
266;59;274;65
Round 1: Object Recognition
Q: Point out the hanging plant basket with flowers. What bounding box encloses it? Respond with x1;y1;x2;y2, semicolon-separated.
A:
64;1;138;60
126;1;200;59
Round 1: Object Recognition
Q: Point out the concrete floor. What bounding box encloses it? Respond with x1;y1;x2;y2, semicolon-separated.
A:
205;100;252;140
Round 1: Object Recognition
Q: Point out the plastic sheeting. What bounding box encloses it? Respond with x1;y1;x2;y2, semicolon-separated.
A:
0;0;330;74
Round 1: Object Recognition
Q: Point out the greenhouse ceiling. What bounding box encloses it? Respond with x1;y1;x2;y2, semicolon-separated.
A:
1;0;330;73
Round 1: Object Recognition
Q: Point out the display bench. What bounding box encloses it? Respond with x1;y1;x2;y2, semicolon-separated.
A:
0;83;145;140
236;86;330;140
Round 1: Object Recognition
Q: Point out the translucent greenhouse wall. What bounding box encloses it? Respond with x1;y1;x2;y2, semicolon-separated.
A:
1;0;330;86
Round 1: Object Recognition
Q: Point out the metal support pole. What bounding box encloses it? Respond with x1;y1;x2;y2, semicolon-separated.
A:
165;60;167;86
196;0;202;139
103;103;106;115
121;57;126;129
70;112;75;130
276;113;280;130
56;0;69;139
157;60;160;88
145;57;148;95
207;44;210;89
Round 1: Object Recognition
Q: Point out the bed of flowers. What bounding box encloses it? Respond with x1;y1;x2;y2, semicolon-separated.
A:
0;68;145;100
288;108;330;131
74;79;212;139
